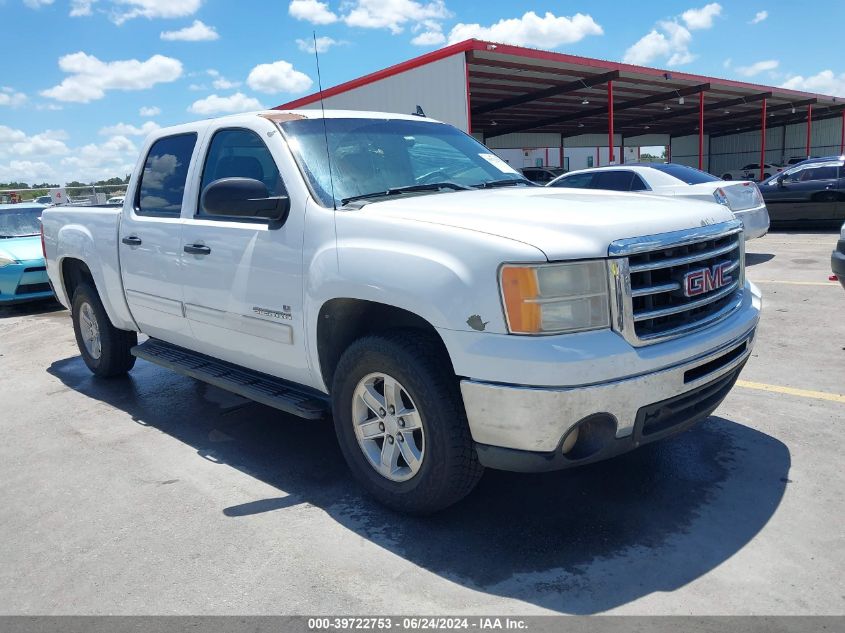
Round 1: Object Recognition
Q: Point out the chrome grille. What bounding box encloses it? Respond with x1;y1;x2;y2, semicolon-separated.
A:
609;220;745;345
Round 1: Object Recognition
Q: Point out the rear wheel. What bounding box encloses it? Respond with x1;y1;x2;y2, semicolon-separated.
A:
71;283;137;377
721;174;732;180
331;331;483;514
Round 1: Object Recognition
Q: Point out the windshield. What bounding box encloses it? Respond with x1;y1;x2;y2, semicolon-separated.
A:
0;207;42;237
280;118;527;207
645;163;720;184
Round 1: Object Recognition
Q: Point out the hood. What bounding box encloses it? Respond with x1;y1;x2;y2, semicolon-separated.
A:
0;236;44;263
356;187;735;260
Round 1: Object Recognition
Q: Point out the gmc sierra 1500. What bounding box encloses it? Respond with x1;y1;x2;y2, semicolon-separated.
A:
42;110;762;513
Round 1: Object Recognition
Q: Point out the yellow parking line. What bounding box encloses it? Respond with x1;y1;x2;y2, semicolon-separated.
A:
751;280;839;286
736;380;845;403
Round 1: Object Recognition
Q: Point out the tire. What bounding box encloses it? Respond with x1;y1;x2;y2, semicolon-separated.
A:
331;331;483;514
721;174;732;180
71;283;137;378
763;173;771;179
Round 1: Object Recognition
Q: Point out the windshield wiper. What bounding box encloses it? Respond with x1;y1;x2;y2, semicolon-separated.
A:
472;178;536;189
341;182;470;205
0;233;39;238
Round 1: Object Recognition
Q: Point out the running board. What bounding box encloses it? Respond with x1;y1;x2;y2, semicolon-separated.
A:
131;339;330;420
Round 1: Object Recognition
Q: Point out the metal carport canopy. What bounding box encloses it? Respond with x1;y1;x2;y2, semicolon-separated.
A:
277;39;844;172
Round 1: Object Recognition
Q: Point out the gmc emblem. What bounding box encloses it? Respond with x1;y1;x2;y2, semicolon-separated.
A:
683;261;734;298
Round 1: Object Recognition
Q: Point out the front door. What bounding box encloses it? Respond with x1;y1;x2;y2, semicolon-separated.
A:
119;132;198;345
178;125;310;385
763;161;842;222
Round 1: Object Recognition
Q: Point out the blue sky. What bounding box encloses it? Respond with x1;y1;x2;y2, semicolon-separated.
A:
1;0;843;185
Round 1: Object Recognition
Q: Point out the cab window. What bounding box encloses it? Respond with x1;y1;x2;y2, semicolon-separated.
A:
198;128;285;218
591;170;640;192
136;133;197;217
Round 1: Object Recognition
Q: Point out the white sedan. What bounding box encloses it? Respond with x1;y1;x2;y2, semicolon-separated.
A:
547;163;770;240
719;162;783;181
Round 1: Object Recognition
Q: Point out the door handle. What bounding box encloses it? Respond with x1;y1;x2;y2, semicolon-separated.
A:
122;236;142;246
184;244;211;255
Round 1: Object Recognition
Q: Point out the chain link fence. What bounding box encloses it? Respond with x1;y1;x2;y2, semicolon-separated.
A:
0;184;128;206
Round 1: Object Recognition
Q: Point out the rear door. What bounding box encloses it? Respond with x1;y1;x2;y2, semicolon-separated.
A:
119;132;198;345
178;122;310;384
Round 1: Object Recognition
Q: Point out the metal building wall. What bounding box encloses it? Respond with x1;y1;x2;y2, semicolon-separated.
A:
307;54;469;131
710;116;843;176
670;135;711;170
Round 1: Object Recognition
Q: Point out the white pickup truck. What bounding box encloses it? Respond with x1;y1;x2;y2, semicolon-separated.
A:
42;110;762;513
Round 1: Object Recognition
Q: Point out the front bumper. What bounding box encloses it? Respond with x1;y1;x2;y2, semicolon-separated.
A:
0;258;54;304
832;239;845;290
735;204;770;240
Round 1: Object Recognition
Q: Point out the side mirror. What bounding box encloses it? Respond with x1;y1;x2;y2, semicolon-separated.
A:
201;177;290;224
776;174;785;186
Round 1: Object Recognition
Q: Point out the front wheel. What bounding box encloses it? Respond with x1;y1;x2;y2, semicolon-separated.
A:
71;283;137;377
331;332;483;514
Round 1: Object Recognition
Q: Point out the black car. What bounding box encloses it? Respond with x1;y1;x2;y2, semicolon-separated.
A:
759;156;845;224
521;167;566;184
832;222;845;290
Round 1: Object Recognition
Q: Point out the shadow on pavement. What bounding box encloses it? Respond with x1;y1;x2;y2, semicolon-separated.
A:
745;252;775;266
48;354;790;614
0;298;64;319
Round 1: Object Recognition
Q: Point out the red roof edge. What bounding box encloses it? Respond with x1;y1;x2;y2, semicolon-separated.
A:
275;38;837;110
275;39;479;110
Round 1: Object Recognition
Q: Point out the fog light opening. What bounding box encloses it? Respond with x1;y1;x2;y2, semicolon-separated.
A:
561;427;580;454
561;413;618;461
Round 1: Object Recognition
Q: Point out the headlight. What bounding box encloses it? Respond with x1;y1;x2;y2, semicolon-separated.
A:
0;250;17;268
500;261;610;334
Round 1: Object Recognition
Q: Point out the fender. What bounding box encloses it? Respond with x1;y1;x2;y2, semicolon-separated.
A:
53;220;137;331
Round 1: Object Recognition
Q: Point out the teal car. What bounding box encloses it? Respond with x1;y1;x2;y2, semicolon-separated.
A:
0;204;54;304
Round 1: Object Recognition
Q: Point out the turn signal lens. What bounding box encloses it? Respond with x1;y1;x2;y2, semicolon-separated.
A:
500;261;610;334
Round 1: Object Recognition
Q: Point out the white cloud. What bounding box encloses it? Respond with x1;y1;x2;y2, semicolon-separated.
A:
187;92;264;115
411;29;445;46
295;36;344;53
0;87;27;108
288;0;337;24
23;0;54;8
98;121;160;136
0;126;27;144
0;127;69;160
781;70;845;96
0;160;57;184
109;0;202;24
41;52;183;103
734;59;779;77
247;60;313;94
750;10;768;24
160;20;218;41
139;105;161;116
681;3;722;30
70;0;94;16
623;20;694;66
344;0;450;34
448;11;602;48
59;135;138;182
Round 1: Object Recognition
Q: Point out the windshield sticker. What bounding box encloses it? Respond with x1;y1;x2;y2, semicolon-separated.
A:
479;153;519;174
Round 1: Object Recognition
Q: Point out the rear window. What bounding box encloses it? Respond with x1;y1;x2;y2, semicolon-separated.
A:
136;133;197;217
646;163;720;185
0;206;42;237
549;172;594;189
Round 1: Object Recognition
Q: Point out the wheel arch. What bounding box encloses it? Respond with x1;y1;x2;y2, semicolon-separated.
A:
316;298;454;393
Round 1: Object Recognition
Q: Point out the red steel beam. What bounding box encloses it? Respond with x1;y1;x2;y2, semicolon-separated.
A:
698;92;705;170
608;80;615;163
759;97;767;180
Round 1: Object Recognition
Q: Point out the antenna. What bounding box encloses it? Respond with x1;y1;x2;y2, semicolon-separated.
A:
313;31;337;211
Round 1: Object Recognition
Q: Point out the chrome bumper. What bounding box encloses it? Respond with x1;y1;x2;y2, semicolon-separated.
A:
460;324;756;455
